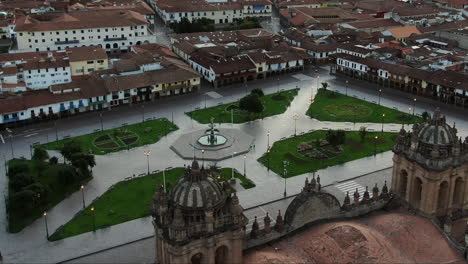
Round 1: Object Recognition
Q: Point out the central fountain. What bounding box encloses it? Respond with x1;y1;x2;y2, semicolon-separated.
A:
171;117;254;161
197;118;227;146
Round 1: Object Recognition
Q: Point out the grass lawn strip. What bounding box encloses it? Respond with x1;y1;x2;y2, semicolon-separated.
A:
7;159;90;233
189;89;298;124
307;89;423;124
42;118;178;155
49;167;255;241
258;130;397;177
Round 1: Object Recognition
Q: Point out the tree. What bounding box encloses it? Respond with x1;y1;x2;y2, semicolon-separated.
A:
60;140;83;162
49;156;58;165
32;147;49;161
251;88;264;97
326;130;346;146
321;82;328;90
422;111;429;121
57;166;78;185
70;153;96;180
359;127;367;142
239;94;263;114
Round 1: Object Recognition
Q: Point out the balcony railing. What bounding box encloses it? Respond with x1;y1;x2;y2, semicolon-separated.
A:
55;40;79;45
104;37;127;42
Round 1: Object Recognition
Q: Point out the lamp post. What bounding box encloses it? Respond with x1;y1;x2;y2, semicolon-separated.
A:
243;154;246;177
9;134;14;158
144;151;151;175
29;144;33;159
99;113;103;132
381;113;385;132
141;105;145;123
378;89;382;105
80;185;86;209
245;83;248;96
231;151;237;180
267;148;270;171
374;136;378;156
90;207;96;232
293;113;299;136
54;121;59;142
408;107;412;116
201;149;205;167
163;168;167;193
345;80;349;96
277;77;280;93
43;211;49;240
204;94;207;109
267;130;270;150
317;75;320;91
412;98;416;116
283;161;289;197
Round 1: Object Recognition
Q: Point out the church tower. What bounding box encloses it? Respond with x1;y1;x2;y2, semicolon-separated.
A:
152;160;248;264
392;108;468;217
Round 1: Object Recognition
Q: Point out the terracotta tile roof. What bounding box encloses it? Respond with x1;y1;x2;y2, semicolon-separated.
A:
76;1;156;15
132;44;179;59
0;89;84;114
66;46;107;62
387;26;421;39
345;19;401;29
192;54;256;74
277;0;321;8
23;56;69;70
15;9;148;32
392;6;440;17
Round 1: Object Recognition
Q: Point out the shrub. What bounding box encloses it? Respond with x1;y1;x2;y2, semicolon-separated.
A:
10;172;34;192
8;162;30;179
9;190;35;210
239;94;263;113
32;147;49;161
359;127;367;142
49;156;58;165
251;88;264;97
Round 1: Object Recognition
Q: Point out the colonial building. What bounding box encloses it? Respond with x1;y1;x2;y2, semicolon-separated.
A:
152;160;248;264
392;109;468;217
13;10;156;53
66;46;109;78
150;0;272;25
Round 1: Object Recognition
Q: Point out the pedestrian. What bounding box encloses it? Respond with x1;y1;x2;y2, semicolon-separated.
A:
253;144;256;150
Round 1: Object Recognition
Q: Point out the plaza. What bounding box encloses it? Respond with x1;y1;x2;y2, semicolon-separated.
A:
0;66;467;263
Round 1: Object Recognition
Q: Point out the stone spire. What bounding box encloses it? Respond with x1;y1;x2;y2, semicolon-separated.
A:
372;183;379;201
274;210;284;232
381;180;389;200
362;186;370;204
310;174;317;189
342;191;351;211
251;216;259;238
264;212;271;233
353;188;360;206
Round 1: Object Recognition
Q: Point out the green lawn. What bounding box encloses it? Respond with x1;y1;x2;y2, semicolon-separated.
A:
189;89;298;124
49;167;254;241
258;130;397;177
7;159;90;233
42;118;178;155
307;89;423;124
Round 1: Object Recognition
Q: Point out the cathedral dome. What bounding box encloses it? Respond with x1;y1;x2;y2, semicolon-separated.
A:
417;109;456;146
170;160;226;210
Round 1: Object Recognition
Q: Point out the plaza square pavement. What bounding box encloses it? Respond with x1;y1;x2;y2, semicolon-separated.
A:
1;66;467;263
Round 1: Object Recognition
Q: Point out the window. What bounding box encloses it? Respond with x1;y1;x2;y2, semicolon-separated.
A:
87;61;94;64
19;33;23;36
41;32;44;36
141;26;144;29
105;29;108;32
81;30;84;33
73;30;76;34
56;32;59;35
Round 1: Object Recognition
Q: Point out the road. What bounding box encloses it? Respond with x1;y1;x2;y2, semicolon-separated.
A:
0;66;467;263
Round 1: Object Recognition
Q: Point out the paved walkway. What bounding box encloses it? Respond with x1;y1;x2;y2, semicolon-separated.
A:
0;67;467;263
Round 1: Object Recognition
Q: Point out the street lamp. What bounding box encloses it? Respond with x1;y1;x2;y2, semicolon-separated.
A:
201;149;205;167
163;168;167;193
231;151;237;180
141;105;145;123
381;113;385;132
243;154;246;177
283;161;289;197
317;75;320;91
99;113;103;132
345;80;349;96
204;94;207;109
293;113;299;136
277;77;280;93
29;144;33;159
8;134;14;158
90;207;96;232
412;98;416;116
374;136;378;156
80;185;86;209
244;83;248;96
378;89;382;105
267;148;270;171
144;151;151;175
54;121;59;142
43;211;49;239
267;131;270;150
